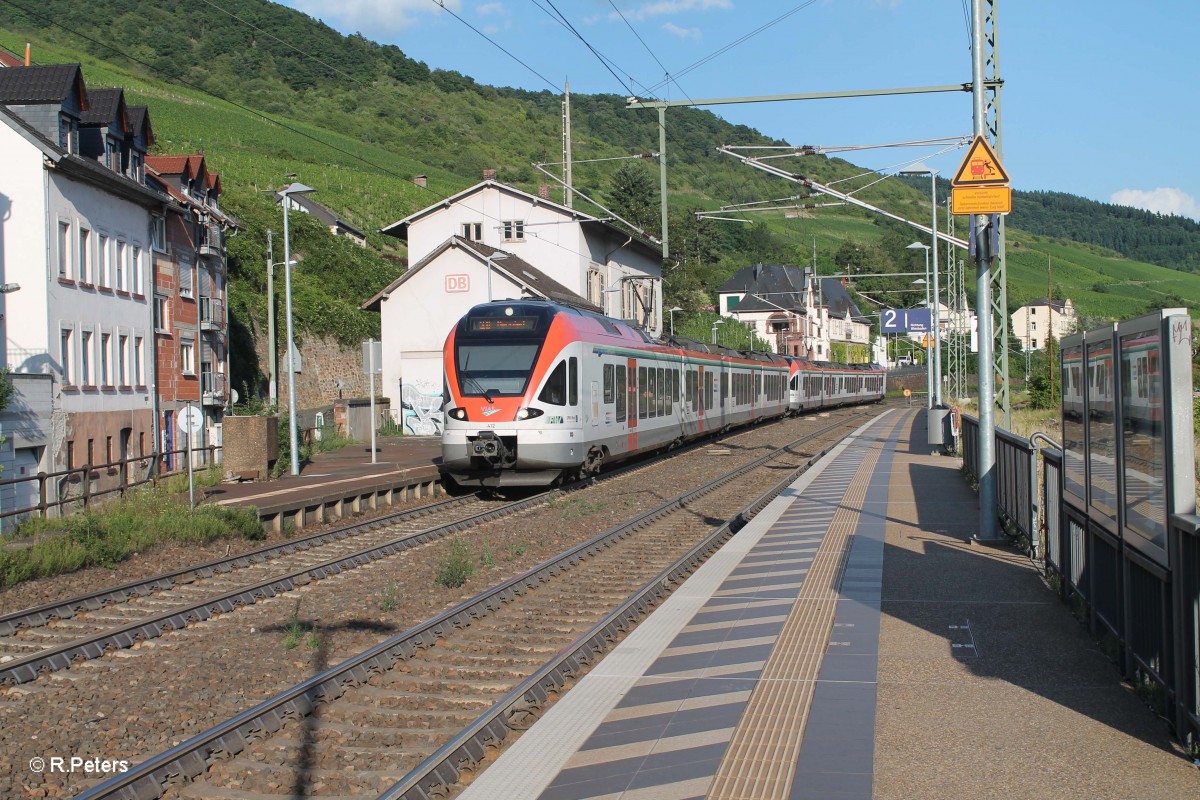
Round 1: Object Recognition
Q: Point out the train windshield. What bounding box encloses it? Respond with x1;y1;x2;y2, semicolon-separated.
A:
455;343;540;397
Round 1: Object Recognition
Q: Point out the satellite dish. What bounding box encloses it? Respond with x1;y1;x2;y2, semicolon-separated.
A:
231;388;239;404
335;378;345;389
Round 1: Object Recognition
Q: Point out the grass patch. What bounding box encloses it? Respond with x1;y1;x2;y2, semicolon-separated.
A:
379;580;401;612
0;479;263;590
547;495;607;521
434;536;475;588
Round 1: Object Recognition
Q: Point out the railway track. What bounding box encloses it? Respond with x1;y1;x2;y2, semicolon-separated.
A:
0;409;854;687
73;408;876;800
0;493;533;685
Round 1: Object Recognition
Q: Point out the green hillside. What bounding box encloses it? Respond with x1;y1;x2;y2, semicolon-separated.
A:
2;0;1197;400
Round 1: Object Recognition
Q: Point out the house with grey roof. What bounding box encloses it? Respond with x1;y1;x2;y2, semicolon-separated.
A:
276;191;367;247
716;262;871;362
0;64;167;525
361;236;600;432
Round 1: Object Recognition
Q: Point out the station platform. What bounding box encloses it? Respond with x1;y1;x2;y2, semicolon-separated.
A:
457;408;1197;800
203;435;442;530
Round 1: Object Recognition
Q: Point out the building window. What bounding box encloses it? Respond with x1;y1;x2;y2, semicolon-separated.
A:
180;338;195;375
115;241;126;290
97;234;109;288
587;268;603;307
180;259;194;298
461;222;483;241
726;295;740;312
87;439;94;468
81;330;94;385
130;152;144;182
100;333;111;386
134;337;144;385
131;247;143;293
153;296;168;332
58;221;71;278
152;215;167;252
78;227;91;284
119;334;129;385
106;138;119;170
501;220;524;241
60;328;73;385
66;440;75;469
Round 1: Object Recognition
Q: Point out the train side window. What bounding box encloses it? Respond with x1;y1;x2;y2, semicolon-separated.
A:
539;361;567;406
647;368;657;418
687;370;696;407
603;364;615;403
639;366;648;419
667;369;675;414
616;366;627;421
705;371;714;411
568;357;578;406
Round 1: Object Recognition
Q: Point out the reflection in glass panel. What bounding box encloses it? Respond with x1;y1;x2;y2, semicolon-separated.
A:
1087;337;1118;519
1061;344;1086;501
1120;328;1166;551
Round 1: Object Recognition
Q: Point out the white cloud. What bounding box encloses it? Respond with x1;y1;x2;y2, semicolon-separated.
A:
618;0;733;22
286;0;461;37
1109;187;1200;221
476;2;506;15
662;22;702;40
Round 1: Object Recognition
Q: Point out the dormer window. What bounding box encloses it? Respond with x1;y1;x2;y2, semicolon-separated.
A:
106;138;119;170
58;114;78;154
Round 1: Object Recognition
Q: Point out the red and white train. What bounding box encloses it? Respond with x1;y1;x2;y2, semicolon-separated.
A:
441;300;886;488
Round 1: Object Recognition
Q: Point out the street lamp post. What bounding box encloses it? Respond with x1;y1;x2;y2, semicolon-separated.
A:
486;251;509;301
900;162;941;405
280;181;315;477
711;318;724;345
668;306;682;337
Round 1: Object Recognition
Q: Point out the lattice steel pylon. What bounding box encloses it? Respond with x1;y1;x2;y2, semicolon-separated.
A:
979;0;1011;426
945;199;969;402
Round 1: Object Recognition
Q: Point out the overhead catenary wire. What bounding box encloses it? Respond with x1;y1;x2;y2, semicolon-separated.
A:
0;0;652;272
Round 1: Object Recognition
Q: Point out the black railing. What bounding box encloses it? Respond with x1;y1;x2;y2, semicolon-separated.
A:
963;413;1200;751
0;445;222;527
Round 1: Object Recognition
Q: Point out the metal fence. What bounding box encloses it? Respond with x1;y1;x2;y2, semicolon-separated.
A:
961;414;1039;552
0;444;222;528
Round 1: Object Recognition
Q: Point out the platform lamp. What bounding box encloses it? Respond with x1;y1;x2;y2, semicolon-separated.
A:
668;306;683;336
280;180;314;477
711;318;725;345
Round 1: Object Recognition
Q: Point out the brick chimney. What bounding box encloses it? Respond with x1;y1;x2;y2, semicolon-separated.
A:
482;169;497;181
537;184;550;200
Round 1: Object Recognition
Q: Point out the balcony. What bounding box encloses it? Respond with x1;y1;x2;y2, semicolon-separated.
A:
198;225;222;258
201;370;227;407
199;296;224;332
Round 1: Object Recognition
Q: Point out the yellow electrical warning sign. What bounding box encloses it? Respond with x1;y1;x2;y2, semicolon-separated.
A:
952;135;1010;186
951;185;1012;215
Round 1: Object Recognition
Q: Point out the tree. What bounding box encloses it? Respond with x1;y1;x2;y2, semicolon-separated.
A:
608;161;658;236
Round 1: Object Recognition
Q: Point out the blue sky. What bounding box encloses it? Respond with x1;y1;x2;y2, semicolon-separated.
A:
277;0;1200;220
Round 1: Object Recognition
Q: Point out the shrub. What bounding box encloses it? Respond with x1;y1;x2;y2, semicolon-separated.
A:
435;537;475;588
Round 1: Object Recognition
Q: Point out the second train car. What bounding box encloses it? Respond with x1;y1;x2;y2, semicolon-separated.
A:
441;300;885;488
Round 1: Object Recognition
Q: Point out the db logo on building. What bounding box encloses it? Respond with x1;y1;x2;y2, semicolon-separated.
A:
445;274;470;293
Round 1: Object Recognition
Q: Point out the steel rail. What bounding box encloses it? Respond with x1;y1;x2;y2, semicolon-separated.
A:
74;414;861;800
380;438;833;800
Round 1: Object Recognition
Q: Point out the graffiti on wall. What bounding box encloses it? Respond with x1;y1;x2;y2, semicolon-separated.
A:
401;381;443;435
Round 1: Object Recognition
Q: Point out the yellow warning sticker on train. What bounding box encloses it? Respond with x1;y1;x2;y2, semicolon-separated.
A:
952;136;1009;186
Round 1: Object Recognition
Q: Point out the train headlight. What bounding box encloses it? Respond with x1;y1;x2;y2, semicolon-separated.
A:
448;407;468;421
515;407;544;421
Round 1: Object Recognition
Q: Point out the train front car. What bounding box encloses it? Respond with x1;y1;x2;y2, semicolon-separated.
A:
442;301;585;488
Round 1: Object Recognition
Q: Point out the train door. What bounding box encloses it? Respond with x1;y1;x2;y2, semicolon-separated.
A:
590;376;599;427
626;357;638;452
